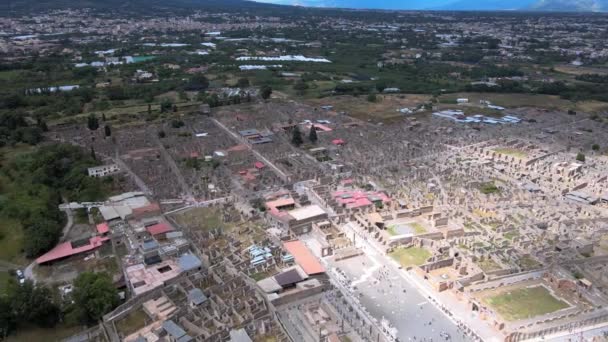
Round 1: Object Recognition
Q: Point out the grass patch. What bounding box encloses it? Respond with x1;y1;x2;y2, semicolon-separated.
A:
115;308;150;337
5;324;84;342
504;231;519;240
389;247;431;267
387;226;398;236
483;286;569;321
171;207;231;232
410;222;427;234
74;208;89;224
518;256;541;270
479;182;500;195
493;148;528;158
477;258;502;272
438;92;572;110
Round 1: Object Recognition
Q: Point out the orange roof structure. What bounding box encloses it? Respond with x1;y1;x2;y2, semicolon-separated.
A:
283;240;325;275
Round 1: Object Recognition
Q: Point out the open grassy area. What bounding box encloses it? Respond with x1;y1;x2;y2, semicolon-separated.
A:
483;286;569;321
493;148;528;158
305;94;431;122
438;92;573;110
171;207;232;232
479;182;500;195
518;256;542;270
115;308;150;337
410;222;427;234
389;247;431;267
477;258;502;272
5;324;84;342
504;231;519;240
387;226;398;236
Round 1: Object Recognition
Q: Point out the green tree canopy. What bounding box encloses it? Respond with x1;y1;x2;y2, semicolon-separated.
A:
72;272;120;324
291;126;303;147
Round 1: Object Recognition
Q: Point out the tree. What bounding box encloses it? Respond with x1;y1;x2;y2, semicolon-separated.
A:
237;77;250;88
90;146;97;161
309;125;318;143
104;125;111;137
87;114;99;130
7;280;60;328
293;80;309;95
291;126;303;147
72;272;120;324
171;120;184;128
36;117;48;132
592;144;600;151
23;218;62;258
367;93;377;102
185;74;209;91
158;130;166;138
148;104;152;115
101;113;106;122
260;85;272;100
576;152;586;162
0;296;16;337
160;99;172;113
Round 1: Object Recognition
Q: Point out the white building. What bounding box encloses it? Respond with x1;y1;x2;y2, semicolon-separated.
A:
88;164;119;178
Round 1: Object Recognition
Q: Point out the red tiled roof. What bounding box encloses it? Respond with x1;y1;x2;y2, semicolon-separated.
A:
36;236;109;264
146;222;173;236
254;161;265;169
131;203;161;218
332;139;345;145
283;240;325;275
96;222;110;234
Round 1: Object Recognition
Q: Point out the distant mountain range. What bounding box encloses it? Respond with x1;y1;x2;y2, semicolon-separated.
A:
255;0;608;12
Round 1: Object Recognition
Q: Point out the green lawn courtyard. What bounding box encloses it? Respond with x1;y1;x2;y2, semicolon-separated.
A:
482;285;569;321
389;247;431;267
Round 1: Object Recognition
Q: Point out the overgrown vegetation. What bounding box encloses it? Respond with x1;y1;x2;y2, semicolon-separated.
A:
0;144;110;258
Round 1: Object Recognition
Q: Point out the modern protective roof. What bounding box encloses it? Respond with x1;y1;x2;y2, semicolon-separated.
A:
275;268;305;287
287;205;326;221
229;329;253;342
162;320;188;339
178;253;202;271
188;288;208;305
36;236;110;264
96;222;110;234
146;222;173;236
283;240;325;275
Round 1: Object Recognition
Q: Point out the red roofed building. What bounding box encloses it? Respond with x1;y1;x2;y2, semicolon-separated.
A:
332;139;345;146
96;222;110;235
333;190;391;209
254;161;265;169
130;203;161;220
36;236;110;265
146;222;173;236
283;240;325;275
